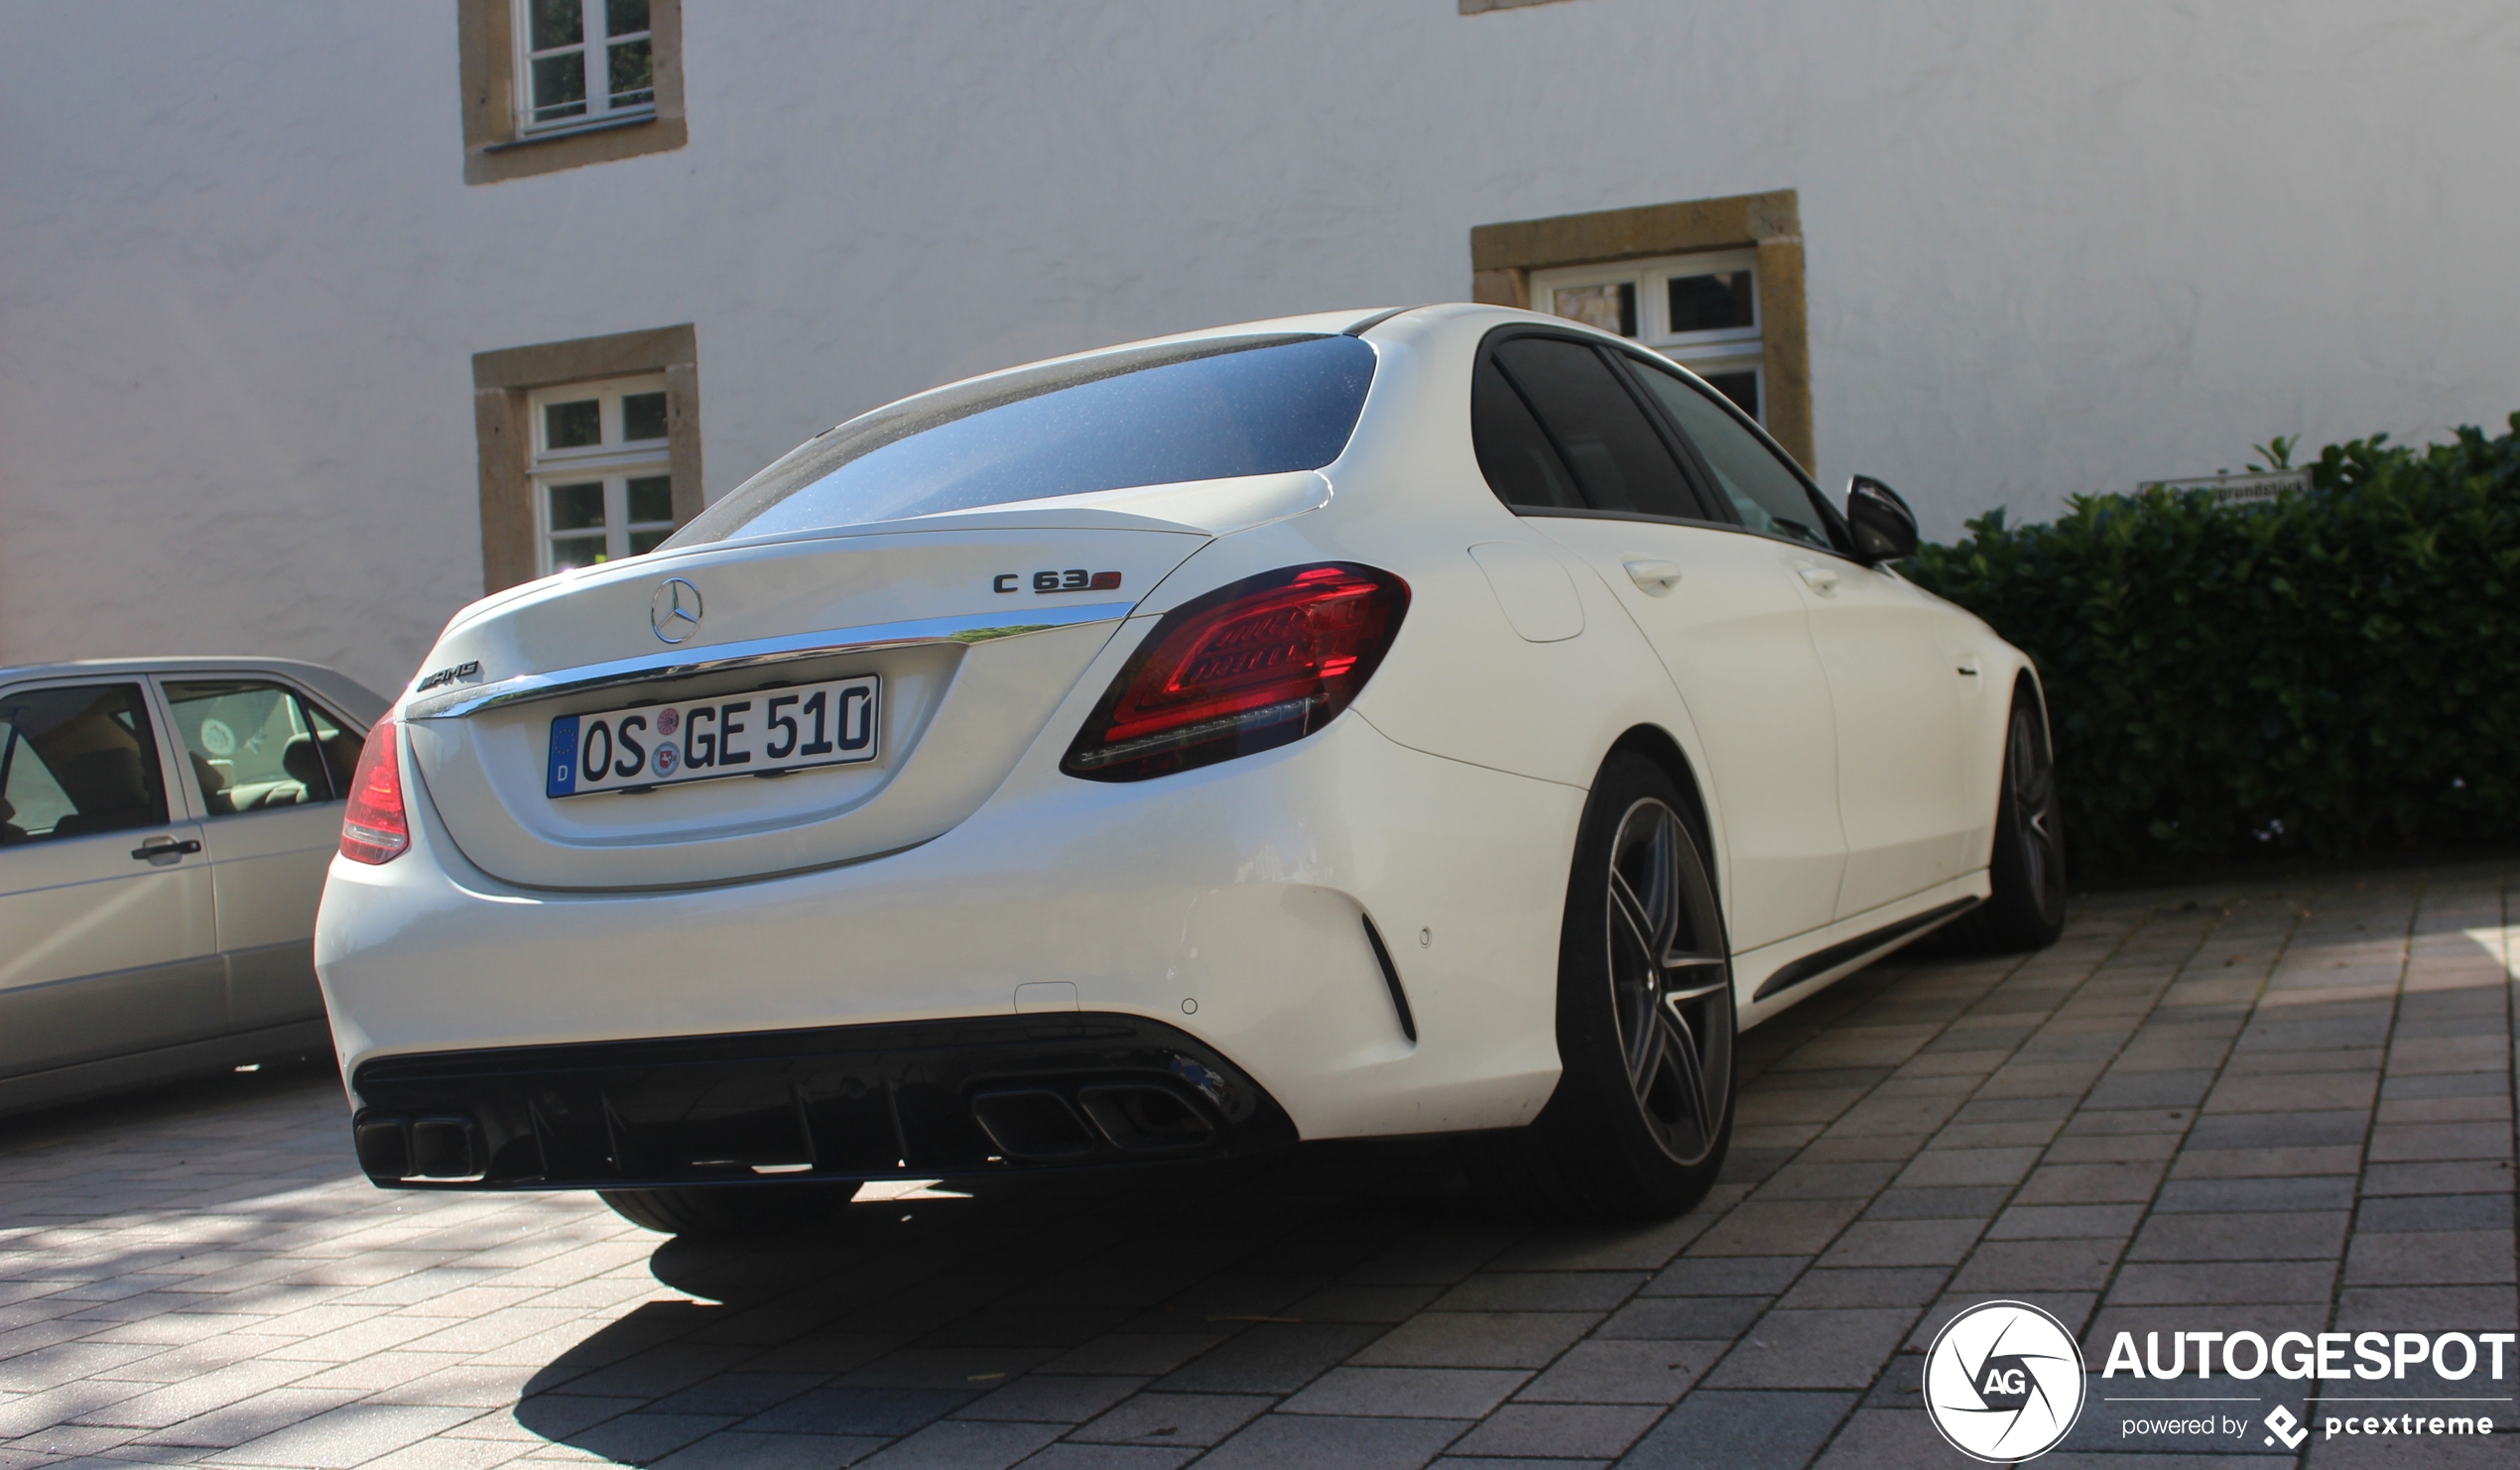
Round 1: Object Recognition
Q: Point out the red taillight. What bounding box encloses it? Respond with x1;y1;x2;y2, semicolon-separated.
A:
338;713;409;864
1064;562;1409;782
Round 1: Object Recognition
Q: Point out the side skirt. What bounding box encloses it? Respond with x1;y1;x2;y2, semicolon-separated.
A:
1750;896;1982;1004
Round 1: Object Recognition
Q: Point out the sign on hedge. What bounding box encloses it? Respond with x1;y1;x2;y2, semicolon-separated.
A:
2135;469;2312;507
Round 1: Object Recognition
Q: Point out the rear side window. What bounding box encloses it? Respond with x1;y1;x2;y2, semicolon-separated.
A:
1482;338;1701;521
0;683;169;845
1629;362;1837;551
1471;356;1582;510
675;334;1377;544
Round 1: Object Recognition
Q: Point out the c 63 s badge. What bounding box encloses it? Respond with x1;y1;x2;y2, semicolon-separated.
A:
995;570;1122;594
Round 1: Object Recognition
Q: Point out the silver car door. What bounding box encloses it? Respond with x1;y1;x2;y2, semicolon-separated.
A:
0;679;220;1079
1632;364;1973;919
1475;334;1846;952
158;674;363;1035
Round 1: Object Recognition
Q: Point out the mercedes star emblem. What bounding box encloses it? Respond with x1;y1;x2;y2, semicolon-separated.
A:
650;577;703;644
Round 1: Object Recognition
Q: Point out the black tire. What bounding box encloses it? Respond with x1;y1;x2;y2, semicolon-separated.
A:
1464;753;1734;1222
598;1180;862;1238
1939;682;2068;954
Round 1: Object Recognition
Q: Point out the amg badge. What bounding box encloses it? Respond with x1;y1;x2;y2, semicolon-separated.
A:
414;660;481;692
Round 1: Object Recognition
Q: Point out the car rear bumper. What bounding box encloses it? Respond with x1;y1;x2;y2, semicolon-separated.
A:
349;1012;1296;1190
316;709;1581;1148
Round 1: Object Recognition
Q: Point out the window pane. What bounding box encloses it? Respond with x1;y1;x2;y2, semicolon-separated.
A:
683;334;1377;544
1703;369;1759;420
163;681;326;812
543;399;600;449
0;683;168;844
531;53;587;121
1551;282;1636;338
549;481;605;532
1489;338;1698;520
626;475;673;524
300;702;361;802
1471;355;1581;510
608;39;654;106
605;0;650;38
550;536;608;571
1667;271;1756;333
1631;363;1832;549
529;0;583;51
622;391;668;442
628;529;672;556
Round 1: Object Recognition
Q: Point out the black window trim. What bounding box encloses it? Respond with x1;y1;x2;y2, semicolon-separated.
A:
1476;324;1731;528
1472;322;1858;560
1605;343;1858;559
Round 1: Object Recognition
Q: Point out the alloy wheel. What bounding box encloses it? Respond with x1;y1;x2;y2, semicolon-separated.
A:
1603;798;1733;1167
2009;708;2067;923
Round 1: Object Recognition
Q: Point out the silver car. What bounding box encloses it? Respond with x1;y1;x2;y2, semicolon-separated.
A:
0;658;385;1112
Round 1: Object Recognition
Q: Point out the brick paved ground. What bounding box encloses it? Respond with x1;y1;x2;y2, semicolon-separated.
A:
2;862;2512;1469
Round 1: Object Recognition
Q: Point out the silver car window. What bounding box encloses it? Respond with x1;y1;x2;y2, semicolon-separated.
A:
162;679;356;815
0;683;170;846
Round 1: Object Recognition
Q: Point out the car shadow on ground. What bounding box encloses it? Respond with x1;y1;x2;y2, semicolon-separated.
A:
508;1139;1531;1455
499;976;1856;1462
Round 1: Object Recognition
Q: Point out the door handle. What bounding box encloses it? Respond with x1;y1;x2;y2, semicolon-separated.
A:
131;836;202;862
1956;660;1981;677
1624;559;1683;593
1796;565;1841;594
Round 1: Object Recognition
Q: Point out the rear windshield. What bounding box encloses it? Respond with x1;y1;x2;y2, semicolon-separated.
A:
671;333;1377;546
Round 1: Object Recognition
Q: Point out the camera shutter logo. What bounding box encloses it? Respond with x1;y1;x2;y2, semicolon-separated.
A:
650;578;703;644
1924;1300;2086;1462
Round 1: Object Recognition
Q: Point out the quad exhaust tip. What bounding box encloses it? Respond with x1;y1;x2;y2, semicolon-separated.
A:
354;1113;486;1181
969;1082;1217;1161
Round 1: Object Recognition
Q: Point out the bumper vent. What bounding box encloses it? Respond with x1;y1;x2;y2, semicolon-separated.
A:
349;1014;1292;1190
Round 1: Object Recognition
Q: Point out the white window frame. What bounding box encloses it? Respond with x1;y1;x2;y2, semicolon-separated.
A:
1533;249;1766;423
528;375;675;576
514;0;657;135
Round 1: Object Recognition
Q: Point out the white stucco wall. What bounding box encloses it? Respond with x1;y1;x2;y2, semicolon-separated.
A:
4;0;2515;693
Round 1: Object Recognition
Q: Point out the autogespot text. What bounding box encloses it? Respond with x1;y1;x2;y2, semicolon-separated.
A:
2103;1329;2511;1448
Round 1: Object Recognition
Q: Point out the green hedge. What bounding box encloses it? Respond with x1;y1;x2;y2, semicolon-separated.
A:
1907;416;2520;878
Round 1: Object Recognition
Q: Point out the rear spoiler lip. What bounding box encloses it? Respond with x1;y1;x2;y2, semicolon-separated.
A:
404;601;1134;721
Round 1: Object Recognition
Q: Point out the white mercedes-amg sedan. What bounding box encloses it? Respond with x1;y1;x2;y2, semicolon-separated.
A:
316;304;2066;1234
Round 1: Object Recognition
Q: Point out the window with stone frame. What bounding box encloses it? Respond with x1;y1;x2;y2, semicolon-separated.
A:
457;0;686;184
1531;250;1767;424
527;376;678;574
1471;190;1813;472
472;325;702;594
516;0;656;132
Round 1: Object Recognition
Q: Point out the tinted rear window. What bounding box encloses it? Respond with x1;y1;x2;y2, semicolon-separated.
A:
673;334;1377;545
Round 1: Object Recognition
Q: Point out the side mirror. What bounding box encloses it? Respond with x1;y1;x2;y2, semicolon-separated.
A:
1846;475;1919;564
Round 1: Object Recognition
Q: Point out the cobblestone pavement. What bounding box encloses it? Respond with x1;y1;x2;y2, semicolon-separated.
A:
2;863;2512;1470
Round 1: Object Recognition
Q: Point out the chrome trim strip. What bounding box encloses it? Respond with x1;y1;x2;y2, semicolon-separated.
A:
406;601;1135;719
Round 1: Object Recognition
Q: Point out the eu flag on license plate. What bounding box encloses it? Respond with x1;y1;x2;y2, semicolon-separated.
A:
547;715;579;797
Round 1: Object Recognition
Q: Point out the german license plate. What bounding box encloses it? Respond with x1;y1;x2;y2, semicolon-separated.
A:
545;675;879;798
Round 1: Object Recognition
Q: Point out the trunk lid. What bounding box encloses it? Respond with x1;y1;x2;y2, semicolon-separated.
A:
403;518;1215;890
